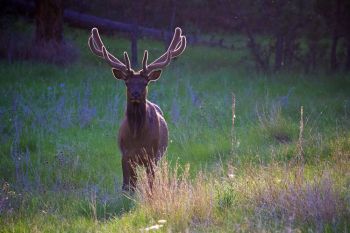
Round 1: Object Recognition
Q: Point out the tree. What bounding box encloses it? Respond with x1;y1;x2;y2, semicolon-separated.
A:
35;0;64;43
316;0;350;71
33;0;78;65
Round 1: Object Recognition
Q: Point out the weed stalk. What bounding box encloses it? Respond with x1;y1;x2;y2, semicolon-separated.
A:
297;106;304;164
231;93;236;156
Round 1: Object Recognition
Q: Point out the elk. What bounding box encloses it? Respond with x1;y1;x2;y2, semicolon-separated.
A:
88;27;186;191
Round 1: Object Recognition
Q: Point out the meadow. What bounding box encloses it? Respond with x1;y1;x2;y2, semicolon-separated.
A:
0;25;349;232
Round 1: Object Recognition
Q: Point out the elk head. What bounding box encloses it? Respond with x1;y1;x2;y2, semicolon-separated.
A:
88;27;186;104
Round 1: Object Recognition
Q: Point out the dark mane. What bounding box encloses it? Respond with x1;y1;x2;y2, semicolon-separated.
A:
126;102;146;137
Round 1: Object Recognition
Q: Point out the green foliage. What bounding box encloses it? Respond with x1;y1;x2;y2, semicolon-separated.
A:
0;25;349;232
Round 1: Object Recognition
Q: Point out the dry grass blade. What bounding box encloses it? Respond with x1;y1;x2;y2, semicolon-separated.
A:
231;92;236;155
249;164;347;230
297;106;304;163
135;160;214;231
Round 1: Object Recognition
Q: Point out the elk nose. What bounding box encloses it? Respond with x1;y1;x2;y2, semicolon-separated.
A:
131;92;141;99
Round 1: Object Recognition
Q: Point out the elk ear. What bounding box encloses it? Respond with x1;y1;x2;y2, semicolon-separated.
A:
112;68;127;80
148;70;162;81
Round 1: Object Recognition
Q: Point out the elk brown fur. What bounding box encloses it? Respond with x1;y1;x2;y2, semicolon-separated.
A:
88;27;186;191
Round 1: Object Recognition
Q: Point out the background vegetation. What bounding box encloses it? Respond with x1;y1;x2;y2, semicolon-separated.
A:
0;0;349;232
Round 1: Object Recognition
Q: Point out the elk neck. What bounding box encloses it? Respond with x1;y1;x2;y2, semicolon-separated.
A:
126;99;147;138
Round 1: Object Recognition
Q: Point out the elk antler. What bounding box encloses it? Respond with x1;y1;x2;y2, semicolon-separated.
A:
88;28;131;73
140;27;186;75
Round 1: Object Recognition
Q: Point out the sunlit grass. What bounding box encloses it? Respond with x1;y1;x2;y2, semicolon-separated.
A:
0;24;349;232
135;160;213;232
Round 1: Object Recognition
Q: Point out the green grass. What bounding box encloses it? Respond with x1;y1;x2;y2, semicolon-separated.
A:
0;24;349;232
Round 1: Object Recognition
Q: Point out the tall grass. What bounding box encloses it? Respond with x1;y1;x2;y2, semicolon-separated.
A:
0;23;349;232
258;161;347;229
135;160;214;231
130;154;350;232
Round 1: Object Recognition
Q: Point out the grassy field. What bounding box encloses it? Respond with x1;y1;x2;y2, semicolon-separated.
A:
0;25;350;232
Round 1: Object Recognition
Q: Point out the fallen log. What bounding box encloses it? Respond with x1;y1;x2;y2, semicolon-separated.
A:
64;10;170;40
8;0;233;49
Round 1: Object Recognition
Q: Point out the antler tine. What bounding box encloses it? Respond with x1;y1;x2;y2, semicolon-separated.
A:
142;50;148;72
141;27;186;74
168;27;182;51
147;28;182;66
91;28;103;49
151;35;186;63
171;36;186;57
88;36;103;57
88;27;128;71
124;52;131;71
146;50;172;71
102;46;127;70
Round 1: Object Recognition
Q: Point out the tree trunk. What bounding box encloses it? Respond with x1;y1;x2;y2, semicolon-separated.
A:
330;34;339;71
274;35;284;71
344;0;350;71
246;30;269;72
346;36;350;71
130;23;138;67
330;0;341;72
35;0;63;43
305;40;317;73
